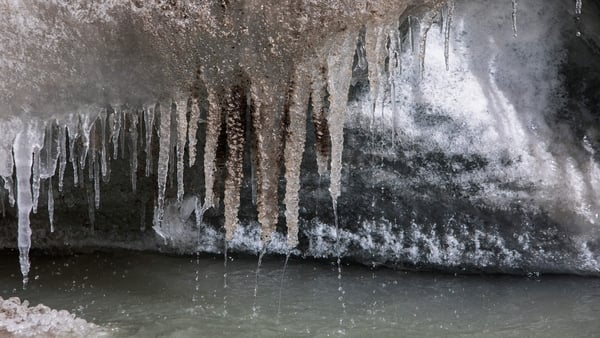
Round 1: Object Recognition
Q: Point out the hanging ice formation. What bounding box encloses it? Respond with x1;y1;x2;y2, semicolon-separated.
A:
0;0;464;281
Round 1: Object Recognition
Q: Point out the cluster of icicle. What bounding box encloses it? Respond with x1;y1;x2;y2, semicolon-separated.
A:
0;1;461;285
5;0;584;284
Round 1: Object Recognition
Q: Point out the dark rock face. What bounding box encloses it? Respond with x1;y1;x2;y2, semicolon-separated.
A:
1;0;600;276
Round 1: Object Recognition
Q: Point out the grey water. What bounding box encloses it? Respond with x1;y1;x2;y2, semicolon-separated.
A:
1;250;600;337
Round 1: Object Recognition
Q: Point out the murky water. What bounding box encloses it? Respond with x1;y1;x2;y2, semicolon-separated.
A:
1;250;599;337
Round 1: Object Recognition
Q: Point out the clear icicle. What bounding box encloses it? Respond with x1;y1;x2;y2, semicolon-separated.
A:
120;110;126;160
408;16;414;53
99;111;108;178
58;125;67;192
176;99;188;203
445;0;455;70
388;28;399;143
31;148;41;214
129;111;139;193
511;0;517;37
4;176;15;207
188;97;200;167
204;88;223;210
111;109;122;160
365;24;386;128
48;177;54;232
223;88;245;241
326;32;357;206
310;65;330;176
67;116;80;187
154;102;172;227
78;113;93;171
284;64;310;248
144;105;155;177
14;123;42;286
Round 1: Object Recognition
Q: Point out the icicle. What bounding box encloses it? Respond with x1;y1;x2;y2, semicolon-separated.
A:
188;97;200;167
120;110;126;160
66;116;80;187
14;123;42;286
445;0;455;70
58;125;67;192
88;120;97;182
154;102;172;226
326;32;357;206
203;88;223;211
111;108;122;160
283;64;310;248
144;105;155;177
251;78;287;243
419;11;436;77
94;149;100;209
365;24;386;128
48;177;54;232
99;111;108;178
575;0;582;36
31;148;41;214
511;0;517;37
223;87;245;242
310;65;330;176
78;113;93;171
4;177;15;207
408;16;414;53
129;111;139;193
388;28;400;144
176;99;188;203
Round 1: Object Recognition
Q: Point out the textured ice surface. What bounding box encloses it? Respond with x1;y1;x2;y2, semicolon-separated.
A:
0;297;105;337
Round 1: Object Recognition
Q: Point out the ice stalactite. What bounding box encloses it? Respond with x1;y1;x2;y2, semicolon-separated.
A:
31;149;41;215
326;32;357;210
99;111;108;179
365;24;387;128
14;122;43;286
154;102;172;227
66;116;80;187
310;65;331;176
188;97;200;167
129;110;139;193
283;64;311;248
58;125;67;192
511;0;518;37
223;87;246;241
144;105;155;177
119;110;127;161
203;87;223;211
388;27;401;143
419;10;437;77
110;108;122;160
78;113;93;171
444;0;455;70
251;78;286;243
48;177;54;232
176;99;188;203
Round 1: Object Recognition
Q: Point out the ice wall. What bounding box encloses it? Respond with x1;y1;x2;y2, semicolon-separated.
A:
0;0;599;278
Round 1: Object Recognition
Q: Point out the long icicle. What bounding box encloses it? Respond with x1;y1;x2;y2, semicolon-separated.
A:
48;177;54;232
176;99;188;203
130;111;139;193
58;124;67;192
203;87;223;211
365;24;386;130
310;65;330;176
223;87;245;241
419;11;436;77
31;148;41;214
283;64;310;248
444;0;455;70
154;102;172;227
326;32;357;210
144;105;155;177
188;97;200;167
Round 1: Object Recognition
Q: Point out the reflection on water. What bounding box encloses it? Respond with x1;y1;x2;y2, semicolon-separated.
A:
1;250;599;337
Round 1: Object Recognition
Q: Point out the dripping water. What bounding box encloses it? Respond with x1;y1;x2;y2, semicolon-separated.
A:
276;251;291;324
252;246;267;318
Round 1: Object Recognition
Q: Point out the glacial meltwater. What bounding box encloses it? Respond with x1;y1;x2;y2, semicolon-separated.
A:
1;250;599;337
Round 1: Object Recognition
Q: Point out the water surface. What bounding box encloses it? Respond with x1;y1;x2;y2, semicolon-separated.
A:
0;250;599;337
